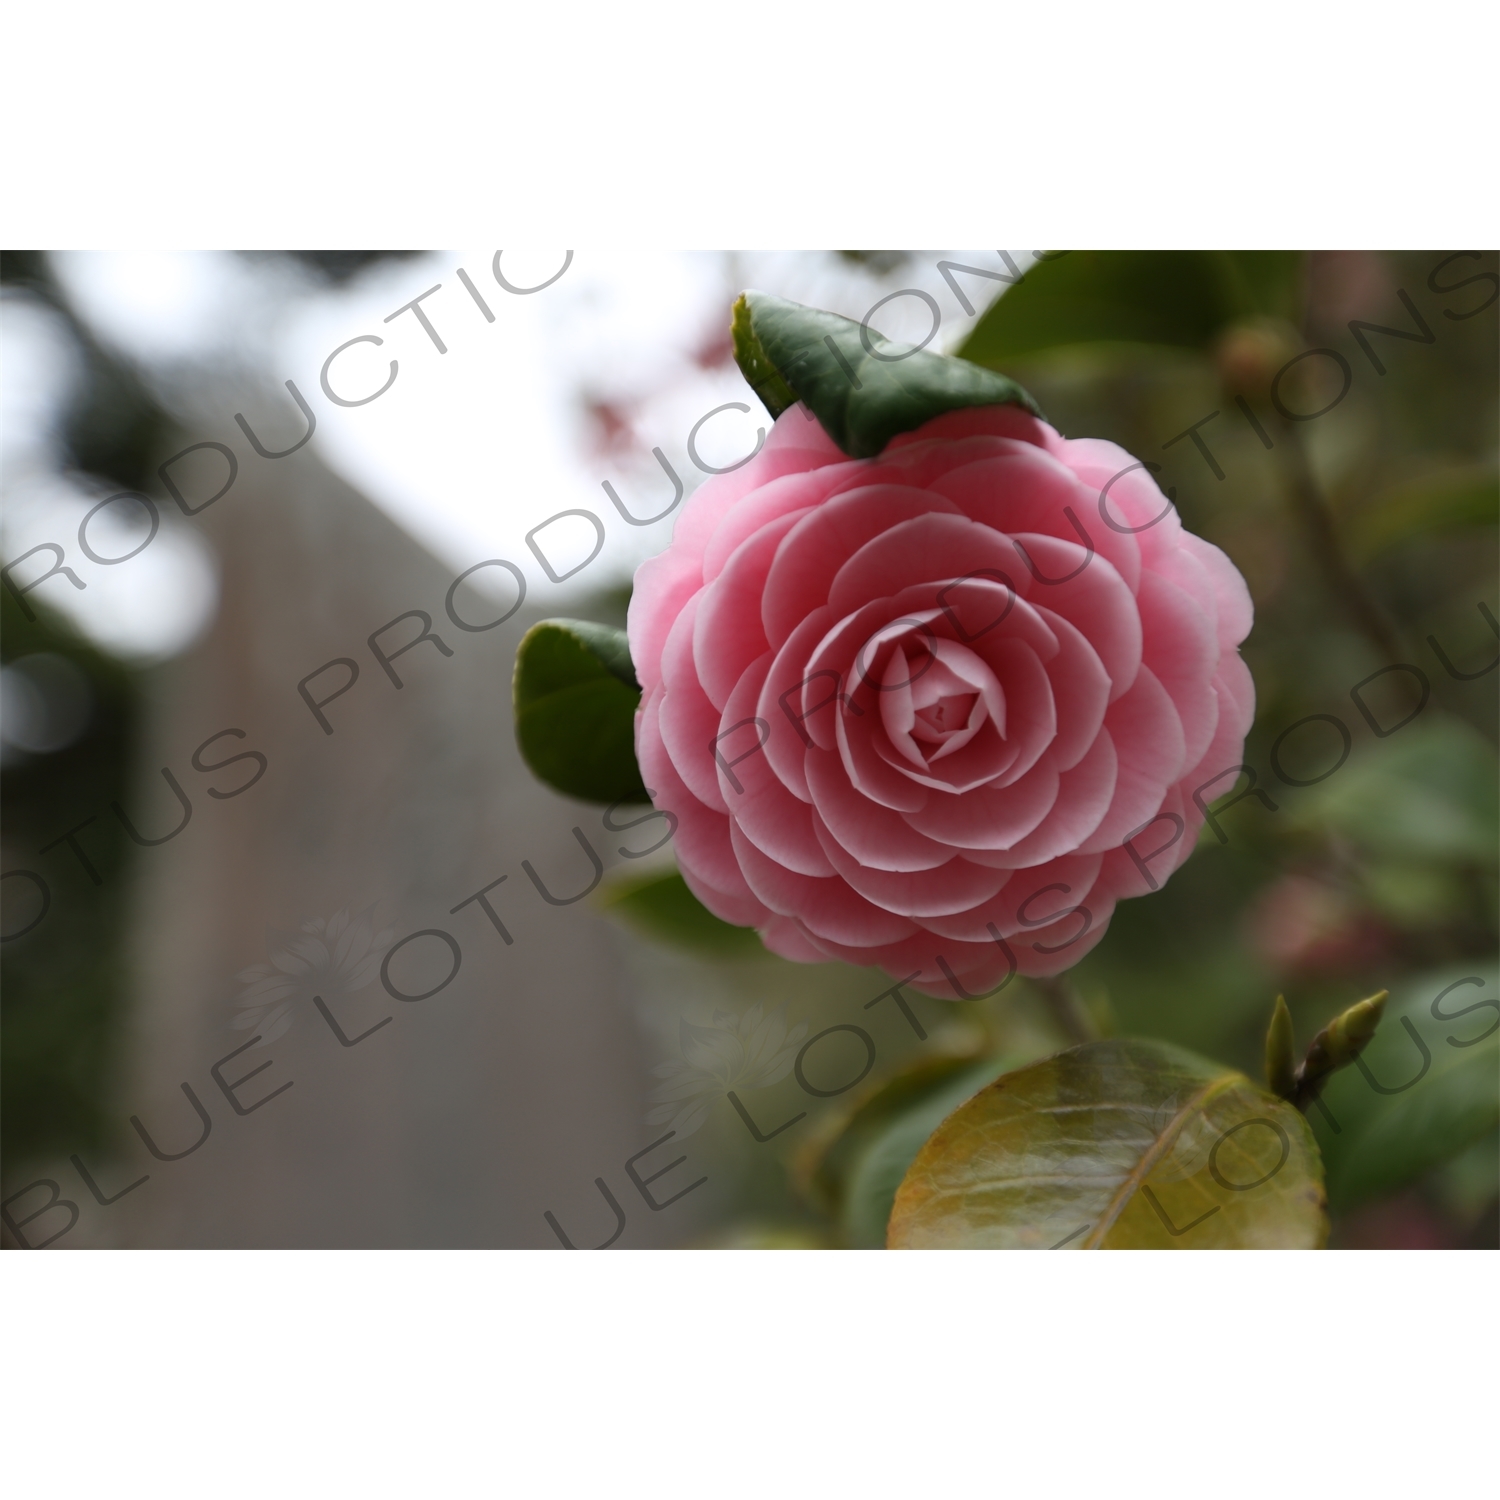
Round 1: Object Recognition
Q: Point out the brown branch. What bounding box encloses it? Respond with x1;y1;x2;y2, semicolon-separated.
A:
1270;406;1403;664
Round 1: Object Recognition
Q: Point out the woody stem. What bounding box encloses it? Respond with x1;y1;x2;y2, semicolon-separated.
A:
1272;414;1403;662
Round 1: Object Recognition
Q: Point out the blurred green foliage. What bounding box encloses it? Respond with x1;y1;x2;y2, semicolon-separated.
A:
1;253;161;1189
1312;963;1499;1212
2;590;139;1177
960;250;1304;364
0;251;174;496
599;869;765;955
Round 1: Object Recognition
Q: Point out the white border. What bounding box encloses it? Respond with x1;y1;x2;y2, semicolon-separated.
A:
2;3;1497;246
3;1252;1495;1494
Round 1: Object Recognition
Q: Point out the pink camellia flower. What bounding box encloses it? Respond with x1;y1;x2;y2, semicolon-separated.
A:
628;402;1254;998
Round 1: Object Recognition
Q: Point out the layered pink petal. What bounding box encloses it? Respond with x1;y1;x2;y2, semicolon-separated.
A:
658;593;729;812
922;852;1103;942
1097;786;1194;901
637;687;761;908
701;466;852;583
759;914;835;964
1136;569;1220;772
805;745;951;871
678;859;773;929
965;729;1117;870
903;753;1061;851
628;549;703;697
1182;532;1254;648
826;512;1027;623
1028;606;1111;770
729;823;918;947
762;484;965;648
717;654;833;876
693;507;808;709
813;811;1011;918
1077;666;1186;853
989;535;1142;700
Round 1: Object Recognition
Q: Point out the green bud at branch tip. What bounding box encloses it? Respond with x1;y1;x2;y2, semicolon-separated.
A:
1265;994;1297;1100
1291;989;1389;1112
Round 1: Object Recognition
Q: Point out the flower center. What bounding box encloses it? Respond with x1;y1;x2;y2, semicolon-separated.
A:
878;637;1007;779
911;692;978;742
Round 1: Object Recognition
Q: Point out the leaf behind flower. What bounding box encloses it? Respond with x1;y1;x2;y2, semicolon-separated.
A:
735;291;1042;459
958;251;1304;367
599;869;763;954
513;619;647;804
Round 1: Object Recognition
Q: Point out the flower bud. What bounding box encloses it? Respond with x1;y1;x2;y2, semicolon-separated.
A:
1215;318;1300;399
1265;994;1297;1100
1292;989;1389;1108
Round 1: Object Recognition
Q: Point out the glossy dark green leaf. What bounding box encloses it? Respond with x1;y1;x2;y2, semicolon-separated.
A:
513;619;647;804
731;291;797;420
598;869;762;955
957;251;1304;369
1310;964;1500;1211
888;1038;1327;1249
735;291;1042;459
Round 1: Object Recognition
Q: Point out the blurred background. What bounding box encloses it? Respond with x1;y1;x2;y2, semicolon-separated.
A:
2;249;1495;1249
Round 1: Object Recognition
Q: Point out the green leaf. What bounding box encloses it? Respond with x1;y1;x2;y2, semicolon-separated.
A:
513;619;648;804
731;292;797;419
957;251;1304;369
841;1054;1020;1248
598;869;762;955
1286;716;1499;867
1310;963;1500;1211
795;1051;996;1220
888;1038;1327;1249
734;291;1042;460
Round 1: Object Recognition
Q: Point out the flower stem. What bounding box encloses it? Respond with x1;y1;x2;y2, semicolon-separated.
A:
1272;414;1403;662
1034;976;1097;1047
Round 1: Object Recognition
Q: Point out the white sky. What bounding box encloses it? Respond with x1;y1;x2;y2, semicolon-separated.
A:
3;250;1024;661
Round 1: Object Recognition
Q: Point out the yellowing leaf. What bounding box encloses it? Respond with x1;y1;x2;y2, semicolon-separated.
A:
888;1038;1327;1249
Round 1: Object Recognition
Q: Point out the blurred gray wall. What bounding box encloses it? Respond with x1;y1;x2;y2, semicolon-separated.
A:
65;436;704;1248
